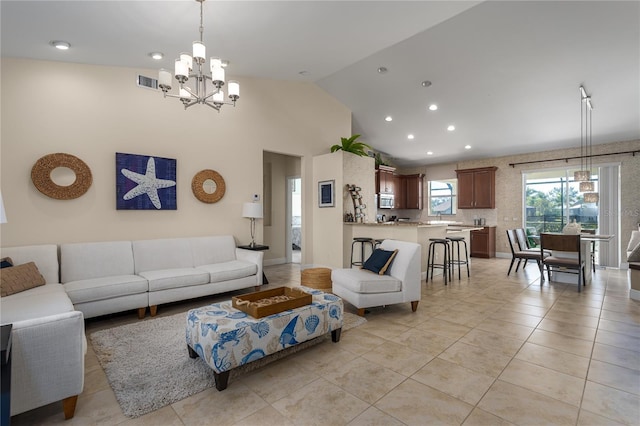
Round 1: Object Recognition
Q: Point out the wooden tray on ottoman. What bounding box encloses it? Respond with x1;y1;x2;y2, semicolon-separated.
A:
232;287;312;318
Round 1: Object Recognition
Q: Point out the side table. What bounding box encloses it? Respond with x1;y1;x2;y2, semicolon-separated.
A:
237;244;269;284
1;324;12;426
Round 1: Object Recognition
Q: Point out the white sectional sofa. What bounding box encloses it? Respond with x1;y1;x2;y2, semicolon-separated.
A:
0;245;85;420
1;235;263;419
60;235;263;318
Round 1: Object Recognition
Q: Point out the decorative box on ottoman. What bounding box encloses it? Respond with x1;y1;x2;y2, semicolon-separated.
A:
185;287;343;390
301;267;332;292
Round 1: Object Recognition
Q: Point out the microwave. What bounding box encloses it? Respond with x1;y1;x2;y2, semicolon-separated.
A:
378;194;394;209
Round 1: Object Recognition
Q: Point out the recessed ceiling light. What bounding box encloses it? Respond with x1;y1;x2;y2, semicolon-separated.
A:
465;145;472;150
385;116;393;122
447;125;456;131
149;52;164;60
427;151;433;155
421;80;432;88
407;134;415;140
377;67;388;74
428;104;438;111
50;40;70;50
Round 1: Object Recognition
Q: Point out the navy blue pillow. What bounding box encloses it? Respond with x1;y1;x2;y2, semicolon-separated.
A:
0;257;13;269
362;249;398;275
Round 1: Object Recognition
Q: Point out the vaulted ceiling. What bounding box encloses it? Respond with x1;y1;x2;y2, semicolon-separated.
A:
2;1;639;166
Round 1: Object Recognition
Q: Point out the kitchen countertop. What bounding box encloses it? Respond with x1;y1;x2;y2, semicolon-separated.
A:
344;221;460;227
344;221;486;231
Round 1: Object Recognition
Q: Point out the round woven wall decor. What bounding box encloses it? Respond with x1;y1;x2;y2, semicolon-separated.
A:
31;153;92;200
192;169;226;203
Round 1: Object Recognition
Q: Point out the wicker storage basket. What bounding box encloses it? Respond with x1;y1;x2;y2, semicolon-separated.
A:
301;267;332;291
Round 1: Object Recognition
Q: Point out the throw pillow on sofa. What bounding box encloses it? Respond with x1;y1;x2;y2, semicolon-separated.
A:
627;231;640;252
628;242;640;263
0;257;13;268
363;249;398;275
0;261;46;297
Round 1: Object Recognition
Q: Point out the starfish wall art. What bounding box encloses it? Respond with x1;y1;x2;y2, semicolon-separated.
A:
116;153;177;210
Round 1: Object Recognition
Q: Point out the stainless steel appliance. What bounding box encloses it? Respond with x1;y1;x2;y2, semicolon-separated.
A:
378;194;394;209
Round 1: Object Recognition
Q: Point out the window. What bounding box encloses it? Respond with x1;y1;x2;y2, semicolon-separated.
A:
428;179;457;216
524;168;599;236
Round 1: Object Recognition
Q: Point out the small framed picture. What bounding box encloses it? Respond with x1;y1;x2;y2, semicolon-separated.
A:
318;180;335;208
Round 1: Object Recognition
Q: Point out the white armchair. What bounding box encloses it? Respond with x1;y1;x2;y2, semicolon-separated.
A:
331;239;421;316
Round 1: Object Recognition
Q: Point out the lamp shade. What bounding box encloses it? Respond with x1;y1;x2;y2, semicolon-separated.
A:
242;202;263;219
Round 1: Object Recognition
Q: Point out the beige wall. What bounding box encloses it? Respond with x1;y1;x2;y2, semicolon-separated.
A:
0;58;351;250
397;140;640;263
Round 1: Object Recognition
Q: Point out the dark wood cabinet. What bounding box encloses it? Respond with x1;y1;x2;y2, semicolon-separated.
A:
455;167;497;209
394;175;405;209
470;226;496;258
391;174;424;210
376;166;396;194
403;174;423;209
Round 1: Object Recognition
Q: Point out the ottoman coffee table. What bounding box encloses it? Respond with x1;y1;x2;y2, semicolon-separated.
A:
185;286;343;390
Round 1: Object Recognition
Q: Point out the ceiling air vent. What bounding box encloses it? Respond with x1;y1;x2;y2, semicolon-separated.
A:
137;74;158;90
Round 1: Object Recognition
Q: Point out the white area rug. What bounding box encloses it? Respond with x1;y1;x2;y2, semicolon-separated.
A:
90;310;366;418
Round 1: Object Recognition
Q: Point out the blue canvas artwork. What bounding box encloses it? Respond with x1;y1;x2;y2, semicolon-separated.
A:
116;153;177;210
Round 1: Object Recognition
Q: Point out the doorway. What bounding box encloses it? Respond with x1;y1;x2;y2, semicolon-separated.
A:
288;177;302;263
263;151;302;265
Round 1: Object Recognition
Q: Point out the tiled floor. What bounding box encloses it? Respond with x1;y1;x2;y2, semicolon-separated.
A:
12;258;640;425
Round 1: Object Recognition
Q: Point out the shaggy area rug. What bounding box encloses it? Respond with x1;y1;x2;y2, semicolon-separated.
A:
90;310;366;418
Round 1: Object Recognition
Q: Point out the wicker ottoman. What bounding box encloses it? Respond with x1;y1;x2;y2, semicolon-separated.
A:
301;267;332;291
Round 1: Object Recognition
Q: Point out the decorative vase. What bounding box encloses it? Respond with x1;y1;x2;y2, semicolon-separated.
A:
563;219;582;234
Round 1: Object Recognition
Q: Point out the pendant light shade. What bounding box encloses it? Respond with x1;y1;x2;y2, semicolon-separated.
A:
579;181;594;192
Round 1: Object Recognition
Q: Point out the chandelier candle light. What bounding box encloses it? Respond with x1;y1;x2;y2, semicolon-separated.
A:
158;0;239;111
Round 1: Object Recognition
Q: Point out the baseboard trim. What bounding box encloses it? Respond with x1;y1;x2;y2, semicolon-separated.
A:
264;257;286;267
630;288;640;301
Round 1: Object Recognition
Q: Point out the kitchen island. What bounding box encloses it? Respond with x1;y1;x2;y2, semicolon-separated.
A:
344;222;481;278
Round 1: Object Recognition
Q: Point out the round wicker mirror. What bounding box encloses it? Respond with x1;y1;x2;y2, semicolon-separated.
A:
192;169;226;203
31;153;92;200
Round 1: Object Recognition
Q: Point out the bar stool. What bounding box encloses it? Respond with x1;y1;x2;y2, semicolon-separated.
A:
373;239;385;248
426;238;451;284
351;237;375;267
446;236;470;279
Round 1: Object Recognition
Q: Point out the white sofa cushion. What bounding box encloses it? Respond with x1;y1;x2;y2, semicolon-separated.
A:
0;283;74;323
190;236;237;266
63;275;148;304
0;244;59;284
61;241;135;282
331;268;402;294
197;260;257;283
141;268;209;292
133;238;194;273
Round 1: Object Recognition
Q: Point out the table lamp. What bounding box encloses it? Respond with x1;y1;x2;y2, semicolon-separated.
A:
242;202;263;247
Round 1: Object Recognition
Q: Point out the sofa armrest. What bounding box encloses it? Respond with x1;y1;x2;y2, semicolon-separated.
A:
8;310;86;416
236;248;264;286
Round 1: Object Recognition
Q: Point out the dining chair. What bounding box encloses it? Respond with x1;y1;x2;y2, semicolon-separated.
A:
581;229;597;273
539;233;586;291
506;229;546;276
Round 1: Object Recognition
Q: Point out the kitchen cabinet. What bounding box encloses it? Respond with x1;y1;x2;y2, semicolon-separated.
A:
394;175;405;209
403;174;424;210
455;166;497;209
390;174;424;209
376;165;396;194
470;226;496;258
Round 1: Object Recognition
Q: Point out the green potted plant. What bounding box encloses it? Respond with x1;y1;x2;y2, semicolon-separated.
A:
330;134;371;157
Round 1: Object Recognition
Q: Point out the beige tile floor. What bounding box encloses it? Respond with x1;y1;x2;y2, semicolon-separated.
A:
12;258;640;425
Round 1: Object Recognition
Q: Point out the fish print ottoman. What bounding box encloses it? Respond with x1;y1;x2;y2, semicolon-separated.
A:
185;287;343;390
